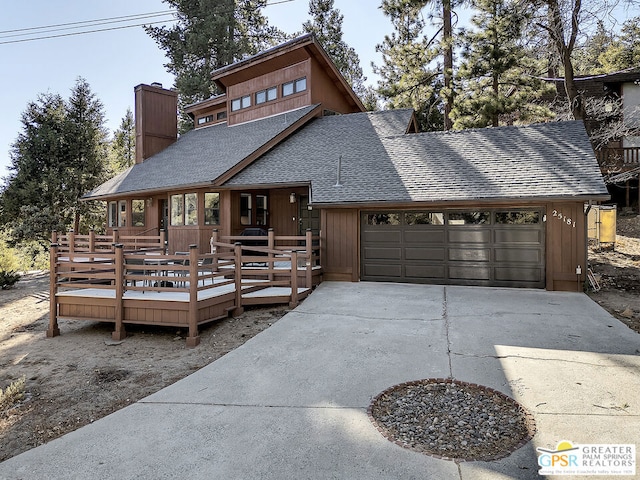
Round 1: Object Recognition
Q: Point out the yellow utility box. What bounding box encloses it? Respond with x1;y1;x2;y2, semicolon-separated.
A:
587;205;617;247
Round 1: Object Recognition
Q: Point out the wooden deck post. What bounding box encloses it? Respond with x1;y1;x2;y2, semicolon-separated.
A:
233;242;244;316
68;230;75;254
305;228;313;288
290;250;299;308
112;244;126;341
89;230;95;252
268;228;275;282
112;229;119;251
186;244;200;347
211;229;219;272
160;229;167;254
47;242;60;338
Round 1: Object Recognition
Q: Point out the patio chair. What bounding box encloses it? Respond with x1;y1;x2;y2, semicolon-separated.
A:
125;257;147;287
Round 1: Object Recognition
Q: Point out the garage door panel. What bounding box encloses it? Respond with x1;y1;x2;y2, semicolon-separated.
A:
404;230;445;244
363;247;402;260
361;210;544;288
363;263;402;278
449;248;491;262
495;247;541;263
448;229;491;244
449;265;491;280
405;264;446;279
362;230;402;243
495;228;543;244
405;247;445;261
495;266;543;282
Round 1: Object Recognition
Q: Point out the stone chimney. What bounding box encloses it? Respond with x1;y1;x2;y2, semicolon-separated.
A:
134;84;178;164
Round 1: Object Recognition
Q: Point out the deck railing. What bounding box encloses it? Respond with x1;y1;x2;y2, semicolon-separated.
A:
597;147;640;166
49;231;320;346
53;230;166;254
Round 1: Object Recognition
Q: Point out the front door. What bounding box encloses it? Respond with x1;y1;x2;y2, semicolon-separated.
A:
299;195;320;235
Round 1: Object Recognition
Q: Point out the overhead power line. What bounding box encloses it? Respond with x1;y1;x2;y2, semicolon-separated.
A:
0;0;296;45
0;10;176;36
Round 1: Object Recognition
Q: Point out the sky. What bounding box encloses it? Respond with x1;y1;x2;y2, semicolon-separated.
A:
0;0;393;178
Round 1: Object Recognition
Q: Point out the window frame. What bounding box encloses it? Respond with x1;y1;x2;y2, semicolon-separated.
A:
131;199;146;227
204;192;221;226
283;77;307;97
118;200;127;227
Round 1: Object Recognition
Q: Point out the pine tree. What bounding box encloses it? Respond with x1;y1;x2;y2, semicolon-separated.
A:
302;0;366;97
451;0;552;128
598;17;640;73
146;0;285;131
374;0;443;131
110;108;136;174
0;79;109;242
573;21;614;75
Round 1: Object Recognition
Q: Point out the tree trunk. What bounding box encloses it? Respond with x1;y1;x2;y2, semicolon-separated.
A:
443;0;453;130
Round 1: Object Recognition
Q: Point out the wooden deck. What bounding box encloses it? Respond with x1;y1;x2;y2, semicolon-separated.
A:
48;231;322;347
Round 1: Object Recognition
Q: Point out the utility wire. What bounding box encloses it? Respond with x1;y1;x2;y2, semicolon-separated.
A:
0;10;175;35
0;0;296;44
0;19;177;45
0;12;176;39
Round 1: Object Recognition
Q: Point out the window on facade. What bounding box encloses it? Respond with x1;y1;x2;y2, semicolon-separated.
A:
231;95;251;111
108;201;117;228
283;77;307;97
216;111;227;120
256;86;278;105
170;195;184;226
185;193;198;226
132;200;145;227
448;212;491;225
204;193;220;225
197;115;214;125
256;195;267;226
240;193;252;226
171;193;198;226
118;200;127;227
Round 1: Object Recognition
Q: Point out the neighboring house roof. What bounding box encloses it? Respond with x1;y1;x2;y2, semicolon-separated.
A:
227;116;609;204
86;105;320;198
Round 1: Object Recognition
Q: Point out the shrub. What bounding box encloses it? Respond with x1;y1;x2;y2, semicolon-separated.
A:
0;270;21;289
0;377;25;412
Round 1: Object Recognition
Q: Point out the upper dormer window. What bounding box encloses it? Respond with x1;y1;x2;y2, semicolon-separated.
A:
231;95;251;111
256;86;277;105
197;115;214;125
283;77;307;97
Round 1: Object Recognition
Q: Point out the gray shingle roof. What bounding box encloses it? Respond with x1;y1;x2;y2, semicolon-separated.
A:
226;114;608;204
86;105;319;198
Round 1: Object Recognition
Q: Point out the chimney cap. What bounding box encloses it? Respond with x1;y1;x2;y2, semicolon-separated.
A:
150;82;163;88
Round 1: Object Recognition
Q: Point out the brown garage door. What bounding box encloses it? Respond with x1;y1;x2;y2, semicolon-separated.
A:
361;210;545;288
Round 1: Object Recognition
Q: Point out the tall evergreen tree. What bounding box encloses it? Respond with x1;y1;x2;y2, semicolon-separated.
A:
374;0;443;131
110;108;136;174
146;0;285;131
573;21;614;75
302;0;366;97
452;0;552;128
597;16;640;73
0;79;109;243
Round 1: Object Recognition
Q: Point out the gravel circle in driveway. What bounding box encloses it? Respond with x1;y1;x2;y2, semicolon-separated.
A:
368;378;536;462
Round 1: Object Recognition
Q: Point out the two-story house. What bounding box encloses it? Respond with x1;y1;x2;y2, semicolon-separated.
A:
86;34;608;292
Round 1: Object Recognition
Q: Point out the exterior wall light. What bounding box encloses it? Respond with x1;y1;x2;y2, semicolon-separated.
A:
289;193;296;203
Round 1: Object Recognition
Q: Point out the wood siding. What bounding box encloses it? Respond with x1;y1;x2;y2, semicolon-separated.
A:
545;201;587;292
321;208;359;281
310;57;361;114
227;61;311;126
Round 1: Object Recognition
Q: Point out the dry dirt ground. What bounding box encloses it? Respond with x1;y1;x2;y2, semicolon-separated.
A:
0;280;289;462
2;217;640;463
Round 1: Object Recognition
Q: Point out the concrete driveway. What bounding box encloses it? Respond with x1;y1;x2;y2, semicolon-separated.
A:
1;282;639;479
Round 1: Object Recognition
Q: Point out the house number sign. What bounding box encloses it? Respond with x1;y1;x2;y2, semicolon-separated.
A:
552;209;576;228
